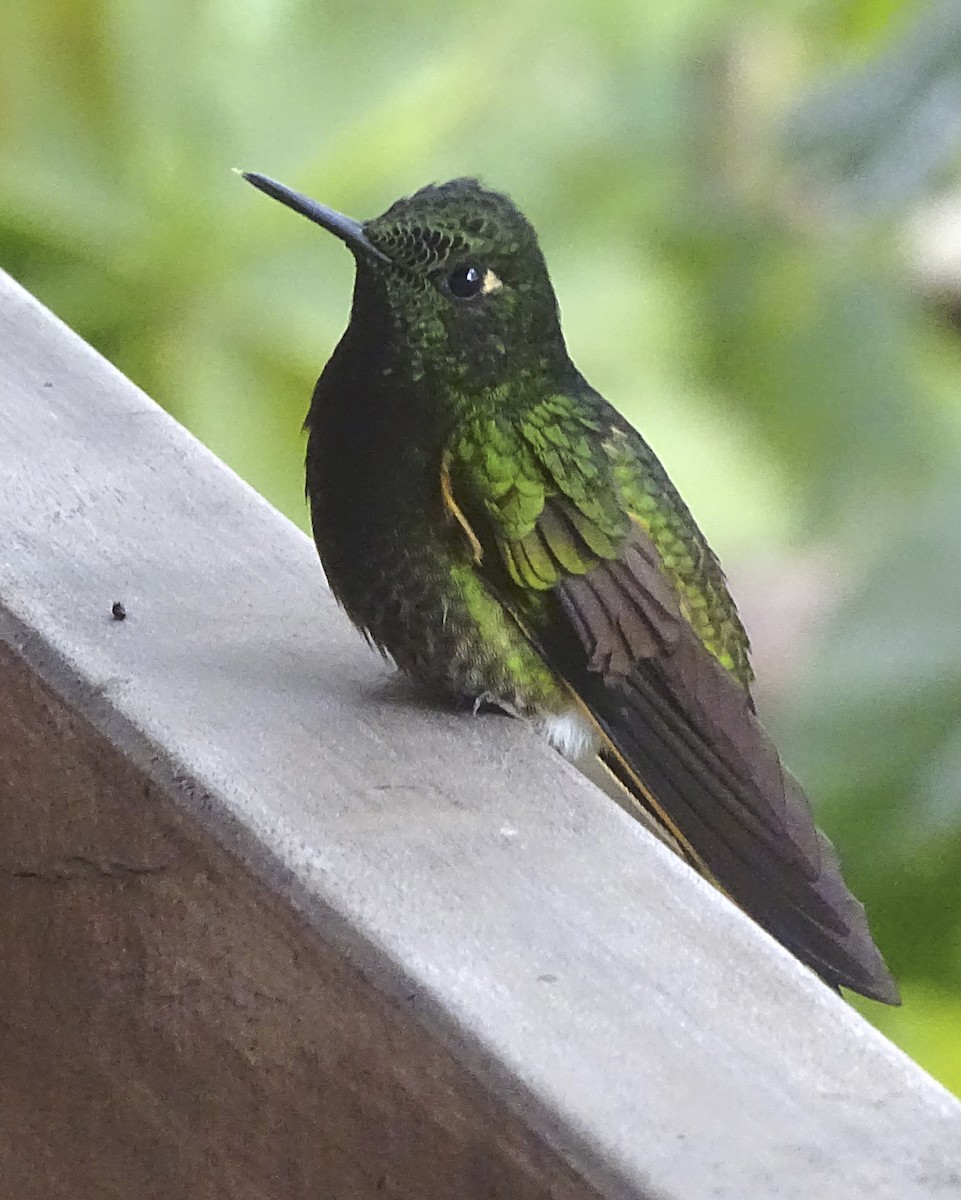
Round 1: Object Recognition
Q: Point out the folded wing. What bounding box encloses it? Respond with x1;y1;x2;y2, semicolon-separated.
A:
448;399;899;1003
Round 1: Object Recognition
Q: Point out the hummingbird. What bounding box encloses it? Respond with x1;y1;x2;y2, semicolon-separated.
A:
242;170;899;1005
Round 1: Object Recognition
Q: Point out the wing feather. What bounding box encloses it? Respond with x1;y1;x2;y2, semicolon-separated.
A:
447;405;899;1003
551;531;898;1002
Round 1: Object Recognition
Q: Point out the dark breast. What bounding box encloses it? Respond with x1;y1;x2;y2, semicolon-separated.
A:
302;281;564;712
306;371;566;712
304;326;491;699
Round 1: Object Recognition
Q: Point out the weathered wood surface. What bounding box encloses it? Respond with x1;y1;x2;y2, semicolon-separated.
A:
0;266;959;1199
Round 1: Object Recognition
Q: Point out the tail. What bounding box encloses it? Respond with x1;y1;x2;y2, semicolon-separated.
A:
570;660;900;1004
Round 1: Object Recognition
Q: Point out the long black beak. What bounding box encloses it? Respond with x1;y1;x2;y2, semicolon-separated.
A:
240;171;389;262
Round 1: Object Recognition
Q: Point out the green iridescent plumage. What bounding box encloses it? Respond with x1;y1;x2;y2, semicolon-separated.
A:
243;170;899;1005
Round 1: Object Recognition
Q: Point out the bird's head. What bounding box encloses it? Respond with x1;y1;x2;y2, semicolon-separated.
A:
243;173;571;392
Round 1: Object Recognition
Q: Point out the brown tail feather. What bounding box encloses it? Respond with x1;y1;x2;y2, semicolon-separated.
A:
574;668;900;1004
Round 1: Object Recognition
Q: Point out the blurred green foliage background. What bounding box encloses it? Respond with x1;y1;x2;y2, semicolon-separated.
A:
3;0;961;1094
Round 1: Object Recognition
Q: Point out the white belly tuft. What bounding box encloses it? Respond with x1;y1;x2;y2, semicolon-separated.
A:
539;711;598;760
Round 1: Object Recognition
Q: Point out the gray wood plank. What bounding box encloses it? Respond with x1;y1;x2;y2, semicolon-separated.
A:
1;267;959;1199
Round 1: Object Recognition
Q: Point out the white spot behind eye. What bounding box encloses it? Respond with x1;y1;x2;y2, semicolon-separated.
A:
481;268;503;295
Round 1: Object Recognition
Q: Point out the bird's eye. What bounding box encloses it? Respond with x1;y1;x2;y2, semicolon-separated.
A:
445;265;484;300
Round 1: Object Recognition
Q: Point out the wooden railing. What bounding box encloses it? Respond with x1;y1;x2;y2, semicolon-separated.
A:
1;268;959;1199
